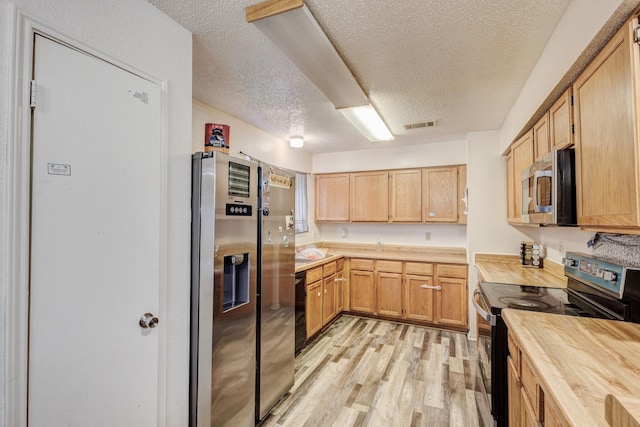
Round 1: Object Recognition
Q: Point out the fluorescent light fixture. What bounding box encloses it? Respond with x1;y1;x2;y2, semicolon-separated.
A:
247;0;394;142
338;105;395;142
247;1;367;108
289;135;304;148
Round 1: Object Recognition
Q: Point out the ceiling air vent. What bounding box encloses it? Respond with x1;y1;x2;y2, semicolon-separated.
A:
403;120;437;130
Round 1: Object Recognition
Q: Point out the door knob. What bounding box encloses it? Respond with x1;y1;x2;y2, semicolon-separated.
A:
139;313;159;329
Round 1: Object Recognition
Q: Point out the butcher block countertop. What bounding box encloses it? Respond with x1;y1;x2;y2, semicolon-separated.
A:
295;252;344;272
295;243;467;273
475;253;567;288
503;309;640;426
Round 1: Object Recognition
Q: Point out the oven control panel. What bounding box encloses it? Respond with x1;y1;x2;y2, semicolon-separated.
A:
563;252;629;298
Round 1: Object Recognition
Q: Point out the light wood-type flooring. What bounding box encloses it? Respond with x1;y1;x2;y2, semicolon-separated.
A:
262;315;492;427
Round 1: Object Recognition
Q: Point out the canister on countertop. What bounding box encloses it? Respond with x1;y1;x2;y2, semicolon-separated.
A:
520;241;543;268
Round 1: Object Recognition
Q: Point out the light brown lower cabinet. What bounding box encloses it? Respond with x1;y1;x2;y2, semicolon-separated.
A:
350;258;376;314
508;349;544;427
543;399;564;427
434;264;468;328
508;356;522;427
307;258;468;339
435;276;467;327
305;260;344;340
508;331;568;427
521;391;542;427
336;268;345;313
375;260;403;318
347;259;467;330
350;269;375;314
306;280;323;338
322;271;336;325
376;271;403;318
405;275;435;322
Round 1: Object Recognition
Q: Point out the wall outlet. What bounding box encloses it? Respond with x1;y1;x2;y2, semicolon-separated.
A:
558;240;563;254
425;232;431;241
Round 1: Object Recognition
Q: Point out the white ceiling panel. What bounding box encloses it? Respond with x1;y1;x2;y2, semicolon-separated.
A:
147;0;572;153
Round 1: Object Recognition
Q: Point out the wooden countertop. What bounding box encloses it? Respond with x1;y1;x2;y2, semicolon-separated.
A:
295;253;344;272
475;253;567;288
606;394;640;427
502;309;640;426
295;244;467;273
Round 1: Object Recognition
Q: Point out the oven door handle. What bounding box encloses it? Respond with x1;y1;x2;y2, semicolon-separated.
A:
473;289;496;326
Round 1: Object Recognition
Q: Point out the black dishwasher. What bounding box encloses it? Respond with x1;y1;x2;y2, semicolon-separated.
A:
294;271;306;355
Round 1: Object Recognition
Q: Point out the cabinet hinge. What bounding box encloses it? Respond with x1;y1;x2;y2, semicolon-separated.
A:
634;26;640;44
29;80;37;109
571;124;575;134
570;95;574;106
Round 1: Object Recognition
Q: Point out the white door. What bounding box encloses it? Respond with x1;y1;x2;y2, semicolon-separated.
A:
28;34;163;426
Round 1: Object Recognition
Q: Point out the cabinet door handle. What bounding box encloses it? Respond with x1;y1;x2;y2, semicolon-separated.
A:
420;284;442;291
429;211;437;217
317;291;321;297
324;289;327;294
334;278;346;283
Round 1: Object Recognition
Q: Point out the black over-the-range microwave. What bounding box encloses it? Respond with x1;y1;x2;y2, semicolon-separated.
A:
521;148;577;226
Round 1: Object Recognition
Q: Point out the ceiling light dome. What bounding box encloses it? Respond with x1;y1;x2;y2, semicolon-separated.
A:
289;135;304;148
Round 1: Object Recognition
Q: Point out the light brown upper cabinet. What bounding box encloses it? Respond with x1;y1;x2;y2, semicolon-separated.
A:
423;167;459;222
389;169;422;222
315;173;350;221
533;112;550;160
316;165;466;223
508;130;534;224
506;152;516;222
457;165;468;224
574;16;639;228
351;170;389;222
549;88;574;151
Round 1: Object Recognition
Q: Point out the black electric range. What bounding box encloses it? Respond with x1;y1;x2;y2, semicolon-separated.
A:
474;252;640;427
473;283;575;427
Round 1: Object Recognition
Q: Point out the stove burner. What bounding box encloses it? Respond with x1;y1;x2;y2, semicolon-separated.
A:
498;297;552;311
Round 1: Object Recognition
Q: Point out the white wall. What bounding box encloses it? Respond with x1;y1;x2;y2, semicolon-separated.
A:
0;1;192;425
466;131;536;338
313;139;467;173
192;99;313;173
312;140;468;246
539;227;595;262
500;0;632;152
319;223;467;248
191;99;320;246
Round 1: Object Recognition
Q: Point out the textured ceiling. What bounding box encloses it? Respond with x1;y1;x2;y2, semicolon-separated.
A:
147;0;572;154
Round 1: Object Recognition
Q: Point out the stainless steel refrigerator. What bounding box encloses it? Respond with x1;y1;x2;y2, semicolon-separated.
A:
256;163;295;422
190;151;257;427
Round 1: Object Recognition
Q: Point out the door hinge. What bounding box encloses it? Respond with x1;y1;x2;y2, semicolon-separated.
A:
634;26;640;44
29;80;37;109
